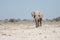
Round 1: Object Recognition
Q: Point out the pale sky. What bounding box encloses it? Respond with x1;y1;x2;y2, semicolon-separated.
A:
0;0;60;20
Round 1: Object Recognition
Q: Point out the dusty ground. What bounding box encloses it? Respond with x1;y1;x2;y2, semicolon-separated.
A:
0;21;60;40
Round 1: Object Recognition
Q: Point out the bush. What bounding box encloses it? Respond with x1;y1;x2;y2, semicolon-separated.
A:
23;19;27;21
53;17;60;21
8;19;18;22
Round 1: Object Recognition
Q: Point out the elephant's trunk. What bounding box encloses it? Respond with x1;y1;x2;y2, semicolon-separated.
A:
35;19;39;27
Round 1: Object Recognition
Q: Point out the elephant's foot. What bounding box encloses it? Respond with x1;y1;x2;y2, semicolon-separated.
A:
40;25;42;26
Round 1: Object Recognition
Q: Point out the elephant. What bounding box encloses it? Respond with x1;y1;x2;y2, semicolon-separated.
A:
31;10;43;27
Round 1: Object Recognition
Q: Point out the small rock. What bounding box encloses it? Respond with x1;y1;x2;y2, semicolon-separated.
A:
39;33;42;35
44;36;47;38
2;34;7;35
53;30;55;33
9;35;11;36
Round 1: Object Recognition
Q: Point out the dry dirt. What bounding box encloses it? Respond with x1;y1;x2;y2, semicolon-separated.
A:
0;21;60;40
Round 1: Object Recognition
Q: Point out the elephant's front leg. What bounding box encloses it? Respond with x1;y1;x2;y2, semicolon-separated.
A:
35;19;39;28
40;18;42;26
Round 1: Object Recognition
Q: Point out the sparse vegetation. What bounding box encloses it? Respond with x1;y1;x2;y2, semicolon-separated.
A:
0;16;60;23
52;16;60;22
8;19;19;22
23;19;27;21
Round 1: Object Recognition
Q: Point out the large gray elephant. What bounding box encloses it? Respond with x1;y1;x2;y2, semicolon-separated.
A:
31;10;43;27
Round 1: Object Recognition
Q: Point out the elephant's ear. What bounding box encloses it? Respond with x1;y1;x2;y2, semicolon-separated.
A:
40;11;44;18
31;11;36;18
31;11;34;16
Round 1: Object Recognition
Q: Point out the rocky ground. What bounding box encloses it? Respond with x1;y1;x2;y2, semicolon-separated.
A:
0;21;60;40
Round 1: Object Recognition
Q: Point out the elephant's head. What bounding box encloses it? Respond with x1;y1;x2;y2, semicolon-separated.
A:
32;11;43;20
